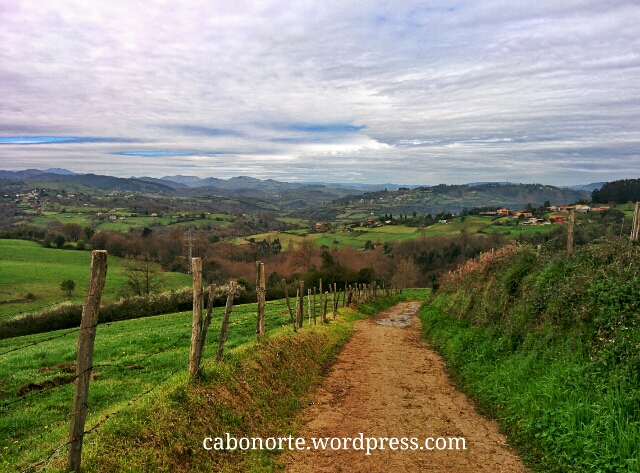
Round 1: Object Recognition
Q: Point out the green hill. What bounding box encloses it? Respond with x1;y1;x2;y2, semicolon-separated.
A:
0;239;191;323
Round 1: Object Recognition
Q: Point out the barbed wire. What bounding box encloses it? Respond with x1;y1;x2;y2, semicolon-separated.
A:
0;365;92;410
95;327;192;371
20;364;184;473
1;326;191;410
0;327;80;357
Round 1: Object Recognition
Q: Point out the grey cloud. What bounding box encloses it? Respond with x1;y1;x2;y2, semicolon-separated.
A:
0;1;638;185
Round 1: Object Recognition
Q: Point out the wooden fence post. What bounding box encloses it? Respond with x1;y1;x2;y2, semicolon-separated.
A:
323;292;329;323
318;279;323;323
567;213;575;256
281;279;296;332
343;283;347;307
295;289;300;329
298;281;304;329
196;283;216;360
216;281;237;360
313;287;317;325
631;202;640;242
308;289;311;326
331;287;336;320
68;250;108;472
189;258;204;376
256;261;265;338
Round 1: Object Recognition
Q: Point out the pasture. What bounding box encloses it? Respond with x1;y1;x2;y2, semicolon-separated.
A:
0;240;191;323
0;298;295;470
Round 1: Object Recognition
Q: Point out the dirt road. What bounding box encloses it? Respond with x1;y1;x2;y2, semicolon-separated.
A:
284;302;526;473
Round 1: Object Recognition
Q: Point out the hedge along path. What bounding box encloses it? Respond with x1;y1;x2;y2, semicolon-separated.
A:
284;302;526;473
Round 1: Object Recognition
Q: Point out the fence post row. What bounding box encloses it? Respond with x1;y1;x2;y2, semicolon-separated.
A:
68;250;108;472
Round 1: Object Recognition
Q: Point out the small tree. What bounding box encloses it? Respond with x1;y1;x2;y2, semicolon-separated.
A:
122;260;163;296
60;279;76;298
391;259;419;290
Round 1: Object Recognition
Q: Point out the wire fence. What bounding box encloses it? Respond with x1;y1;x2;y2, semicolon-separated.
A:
3;256;378;473
0;327;80;356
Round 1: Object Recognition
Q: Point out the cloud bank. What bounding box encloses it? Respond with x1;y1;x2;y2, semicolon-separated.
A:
1;1;639;185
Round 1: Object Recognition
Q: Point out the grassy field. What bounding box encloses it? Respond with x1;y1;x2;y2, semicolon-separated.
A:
0;240;191;323
241;216;560;251
17;208;235;232
0;289;429;471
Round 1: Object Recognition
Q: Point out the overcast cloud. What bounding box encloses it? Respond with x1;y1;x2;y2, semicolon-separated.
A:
1;0;639;185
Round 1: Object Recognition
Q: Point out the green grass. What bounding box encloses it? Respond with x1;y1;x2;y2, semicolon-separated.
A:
418;240;640;472
418;299;640;472
0;298;294;471
0;240;191;323
0;290;428;472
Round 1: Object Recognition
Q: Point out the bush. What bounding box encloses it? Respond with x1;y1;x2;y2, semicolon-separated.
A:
0;285;254;339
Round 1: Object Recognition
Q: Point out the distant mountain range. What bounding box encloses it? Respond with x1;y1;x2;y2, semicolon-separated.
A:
0;168;605;197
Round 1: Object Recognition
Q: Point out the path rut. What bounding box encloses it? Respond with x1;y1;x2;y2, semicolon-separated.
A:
284;302;526;473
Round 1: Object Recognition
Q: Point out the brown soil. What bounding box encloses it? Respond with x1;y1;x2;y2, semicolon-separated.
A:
284;302;527;473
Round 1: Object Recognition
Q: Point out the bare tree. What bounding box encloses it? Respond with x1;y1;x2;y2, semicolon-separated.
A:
290;238;318;271
391;258;419;290
122;260;163;296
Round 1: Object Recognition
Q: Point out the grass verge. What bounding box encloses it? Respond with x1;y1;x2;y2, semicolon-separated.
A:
418;239;640;473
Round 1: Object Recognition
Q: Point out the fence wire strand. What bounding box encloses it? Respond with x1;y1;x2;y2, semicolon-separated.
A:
0;327;80;357
19;364;183;473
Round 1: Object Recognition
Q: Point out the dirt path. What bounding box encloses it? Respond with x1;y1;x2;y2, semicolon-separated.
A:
284;302;526;473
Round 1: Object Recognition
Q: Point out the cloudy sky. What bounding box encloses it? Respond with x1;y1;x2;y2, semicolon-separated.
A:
1;1;639;185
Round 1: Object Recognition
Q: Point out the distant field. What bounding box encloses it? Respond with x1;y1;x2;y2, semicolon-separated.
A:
0;240;191;323
239;215;560;250
18;210;235;232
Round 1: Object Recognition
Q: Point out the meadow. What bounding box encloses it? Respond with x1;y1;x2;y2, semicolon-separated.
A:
0;240;191;323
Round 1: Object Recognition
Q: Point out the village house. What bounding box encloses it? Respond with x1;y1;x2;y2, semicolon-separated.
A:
496;208;510;216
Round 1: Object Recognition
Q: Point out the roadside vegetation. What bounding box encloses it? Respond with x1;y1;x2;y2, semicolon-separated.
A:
419;236;640;472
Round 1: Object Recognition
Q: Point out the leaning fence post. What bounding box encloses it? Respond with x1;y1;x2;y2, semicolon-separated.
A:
298;281;305;329
67;250;108;472
216;281;237;360
189;257;203;376
281;279;296;331
256;261;265;338
198;284;216;356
